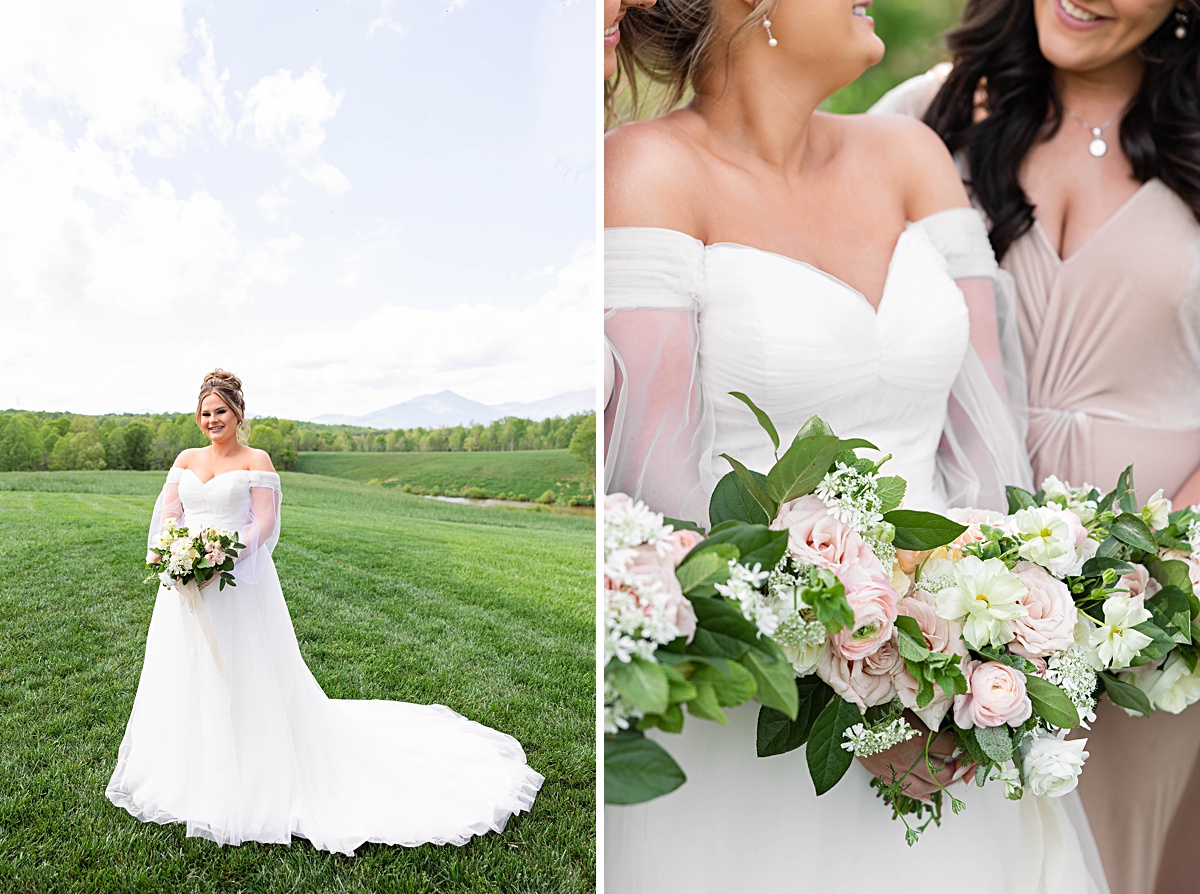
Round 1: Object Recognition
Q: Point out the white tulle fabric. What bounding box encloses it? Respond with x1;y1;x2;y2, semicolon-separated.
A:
108;469;543;855
604;210;1032;527
602;216;1106;893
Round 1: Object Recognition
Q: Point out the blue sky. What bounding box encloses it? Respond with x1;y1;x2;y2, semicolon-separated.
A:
0;0;596;420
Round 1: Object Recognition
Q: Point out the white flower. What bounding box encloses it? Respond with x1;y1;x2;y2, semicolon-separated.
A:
1142;489;1172;530
714;560;776;637
1019;730;1088;798
840;715;918;757
1186;517;1200;553
773;612;829;676
1088;595;1154;669
935;556;1029;649
1135;653;1200;714
1041;475;1098;525
996;763;1024;800
1012;507;1089;577
1045;645;1099;726
158;571;173;587
815;462;884;534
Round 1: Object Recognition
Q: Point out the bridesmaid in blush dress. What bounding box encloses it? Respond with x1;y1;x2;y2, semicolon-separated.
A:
873;0;1200;888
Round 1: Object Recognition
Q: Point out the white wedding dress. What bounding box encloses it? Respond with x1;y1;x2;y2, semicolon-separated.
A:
106;467;543;855
603;211;1109;893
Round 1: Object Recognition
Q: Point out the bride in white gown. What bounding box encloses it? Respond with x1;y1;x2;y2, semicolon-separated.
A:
603;1;1107;891
106;370;543;855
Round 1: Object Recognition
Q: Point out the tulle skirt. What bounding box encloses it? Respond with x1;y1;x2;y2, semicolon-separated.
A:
106;562;543;855
605;704;1109;894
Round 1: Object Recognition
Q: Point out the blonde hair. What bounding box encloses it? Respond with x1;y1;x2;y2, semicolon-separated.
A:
607;0;776;126
196;369;249;445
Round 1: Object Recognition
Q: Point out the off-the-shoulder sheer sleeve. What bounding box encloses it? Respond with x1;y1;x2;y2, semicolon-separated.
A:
233;470;282;586
604;227;715;526
147;467;186;563
912;209;1034;509
870;63;951;119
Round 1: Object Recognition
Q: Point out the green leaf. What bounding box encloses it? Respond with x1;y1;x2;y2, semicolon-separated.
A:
740;642;800;719
894;615;931;662
1099;672;1152;716
1024;675;1080;729
955;726;989;768
663;516;705;535
1080;556;1136;578
806;697;861;795
1006;486;1037;513
604;732;687;804
1115;465;1138;515
756;678;834;757
686;682;727;724
1147;557;1197;598
1095;536;1125;559
766;434;875;506
675;550;734;597
1110;514;1158;554
709;470;771;527
661;663;698;704
794;415;837;441
720;453;778;522
684;597;756;660
728;391;780;454
1147;585;1193;644
885;510;968;551
1179;645;1199;674
690;661;757;707
876;476;907;513
639;703;685;734
606;656;670;715
1129;622;1176;665
684;523;788;576
974;725;1015;763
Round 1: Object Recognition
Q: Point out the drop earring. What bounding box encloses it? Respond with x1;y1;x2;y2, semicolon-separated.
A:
1176;8;1189;39
764;15;777;47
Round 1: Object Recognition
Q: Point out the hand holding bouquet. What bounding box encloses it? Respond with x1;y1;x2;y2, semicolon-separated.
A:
145;518;244;592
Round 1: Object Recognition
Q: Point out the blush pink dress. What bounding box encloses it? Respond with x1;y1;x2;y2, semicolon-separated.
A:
875;69;1200;894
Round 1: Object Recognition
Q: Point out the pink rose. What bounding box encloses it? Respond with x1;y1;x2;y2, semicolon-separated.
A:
624;545;698;642
954;660;1033;728
1008;562;1078;659
817;636;903;712
772;495;882;576
661;528;704;567
945;508;1009;555
829;565;899;660
1118;563;1162;602
893;590;967;729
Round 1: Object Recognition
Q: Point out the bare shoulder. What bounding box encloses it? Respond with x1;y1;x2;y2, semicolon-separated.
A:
605;116;706;233
247;448;276;473
173;447;203;469
840;114;968;219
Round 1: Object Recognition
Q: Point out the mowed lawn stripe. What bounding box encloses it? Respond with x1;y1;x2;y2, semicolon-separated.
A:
0;471;595;894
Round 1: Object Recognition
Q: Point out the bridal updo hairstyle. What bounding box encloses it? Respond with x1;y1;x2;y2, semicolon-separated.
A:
196;369;250;446
607;0;775;121
924;0;1200;261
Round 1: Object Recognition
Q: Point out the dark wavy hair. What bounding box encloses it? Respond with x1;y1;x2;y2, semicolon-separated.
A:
924;0;1200;260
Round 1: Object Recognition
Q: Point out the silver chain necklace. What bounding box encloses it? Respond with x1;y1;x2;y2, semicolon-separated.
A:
1064;106;1122;158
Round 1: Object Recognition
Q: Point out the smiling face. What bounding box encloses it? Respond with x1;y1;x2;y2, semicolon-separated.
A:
1033;0;1178;74
767;0;886;88
605;0;656;80
197;393;239;446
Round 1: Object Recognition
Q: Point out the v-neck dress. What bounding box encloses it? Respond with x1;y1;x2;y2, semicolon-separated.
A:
874;69;1200;894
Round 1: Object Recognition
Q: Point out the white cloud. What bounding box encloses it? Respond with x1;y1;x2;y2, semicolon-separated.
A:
256;185;291;224
367;0;410;38
238;67;350;196
444;0;469;12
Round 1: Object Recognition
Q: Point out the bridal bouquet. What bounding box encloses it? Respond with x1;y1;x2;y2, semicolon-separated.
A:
145;518;244;591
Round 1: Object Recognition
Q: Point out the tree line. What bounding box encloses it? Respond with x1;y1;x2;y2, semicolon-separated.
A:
0;410;597;474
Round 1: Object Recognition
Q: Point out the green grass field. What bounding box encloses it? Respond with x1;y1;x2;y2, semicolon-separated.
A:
294;451;594;505
0;471;595;894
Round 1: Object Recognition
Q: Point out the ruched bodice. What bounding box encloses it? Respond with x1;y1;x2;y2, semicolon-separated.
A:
1004;179;1200;501
178;469;257;531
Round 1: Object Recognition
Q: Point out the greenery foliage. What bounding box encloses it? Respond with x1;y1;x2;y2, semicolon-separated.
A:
0;410;596;477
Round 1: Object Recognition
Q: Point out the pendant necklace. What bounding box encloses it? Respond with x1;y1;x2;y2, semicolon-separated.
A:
1064;106;1121;158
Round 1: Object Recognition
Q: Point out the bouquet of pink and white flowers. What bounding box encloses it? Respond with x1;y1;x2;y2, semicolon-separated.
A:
146;518;244;591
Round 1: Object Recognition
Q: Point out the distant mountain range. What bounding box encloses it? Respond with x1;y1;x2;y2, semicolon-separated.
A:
311;389;594;429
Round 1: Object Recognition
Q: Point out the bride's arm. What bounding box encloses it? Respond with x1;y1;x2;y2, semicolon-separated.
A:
220;449;281;588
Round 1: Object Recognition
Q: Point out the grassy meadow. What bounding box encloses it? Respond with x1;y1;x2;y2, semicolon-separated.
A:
295;450;594;505
0;471;595;894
